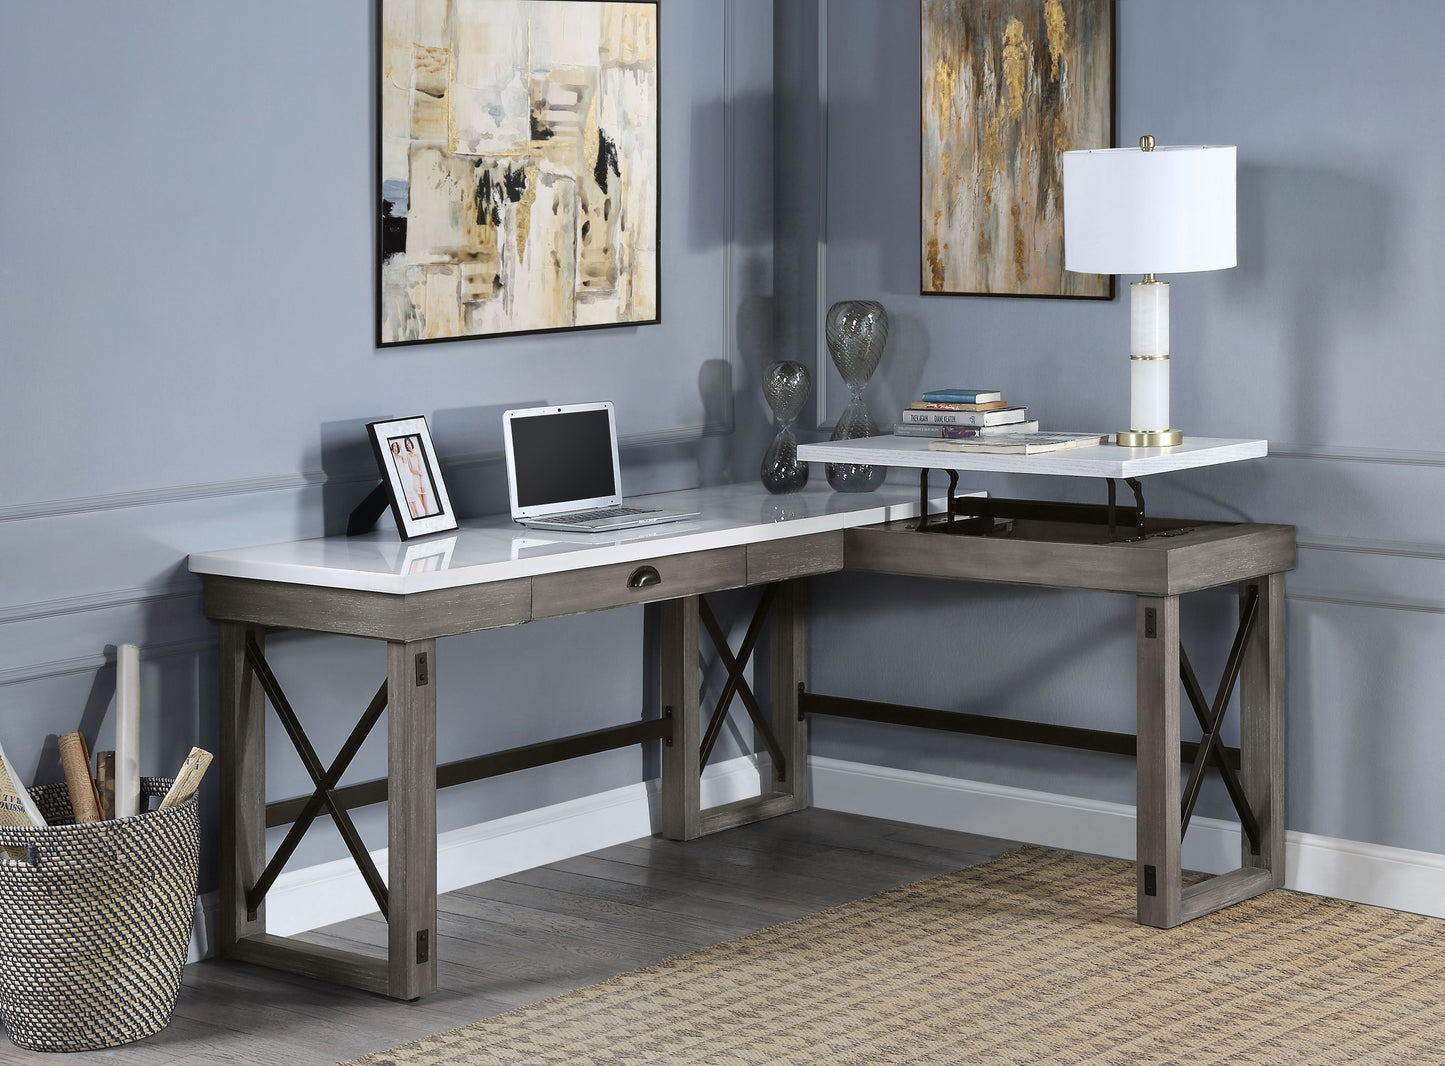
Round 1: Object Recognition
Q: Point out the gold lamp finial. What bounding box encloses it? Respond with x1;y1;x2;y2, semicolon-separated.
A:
1139;134;1156;152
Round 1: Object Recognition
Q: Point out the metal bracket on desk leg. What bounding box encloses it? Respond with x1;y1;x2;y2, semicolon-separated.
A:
1128;479;1147;539
915;468;963;532
1105;478;1149;541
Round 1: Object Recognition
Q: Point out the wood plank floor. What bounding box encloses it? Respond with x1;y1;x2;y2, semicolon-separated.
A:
0;811;1012;1066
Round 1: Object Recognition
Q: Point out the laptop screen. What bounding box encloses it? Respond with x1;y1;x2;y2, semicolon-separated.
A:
508;407;618;509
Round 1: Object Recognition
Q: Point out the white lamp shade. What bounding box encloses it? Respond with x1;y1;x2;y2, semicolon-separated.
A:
1062;144;1236;275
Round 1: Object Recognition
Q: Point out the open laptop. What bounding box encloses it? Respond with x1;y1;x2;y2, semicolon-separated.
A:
503;402;700;532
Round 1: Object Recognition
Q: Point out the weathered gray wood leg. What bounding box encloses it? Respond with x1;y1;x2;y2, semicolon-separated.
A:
768;579;809;812
387;639;438;1000
219;622;267;953
1136;595;1183;928
1239;573;1286;886
660;596;702;840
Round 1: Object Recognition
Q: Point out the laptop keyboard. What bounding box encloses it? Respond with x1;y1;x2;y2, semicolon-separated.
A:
558;505;661;522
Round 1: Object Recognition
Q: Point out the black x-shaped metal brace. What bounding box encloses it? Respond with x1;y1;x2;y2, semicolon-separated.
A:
1178;585;1262;852
243;636;391;920
697;587;788;780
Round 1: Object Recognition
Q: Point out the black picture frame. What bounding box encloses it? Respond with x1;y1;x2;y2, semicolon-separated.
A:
366;416;460;540
376;0;663;346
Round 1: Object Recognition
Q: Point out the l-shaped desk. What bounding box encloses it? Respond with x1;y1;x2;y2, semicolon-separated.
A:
189;437;1293;1000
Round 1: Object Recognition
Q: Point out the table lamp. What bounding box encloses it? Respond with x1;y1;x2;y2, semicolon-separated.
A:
1062;136;1236;447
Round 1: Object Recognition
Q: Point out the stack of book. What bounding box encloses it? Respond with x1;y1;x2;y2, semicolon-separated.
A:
893;388;1038;438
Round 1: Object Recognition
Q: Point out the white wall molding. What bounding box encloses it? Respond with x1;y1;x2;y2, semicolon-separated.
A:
809;756;1445;919
0;424;729;526
1298;536;1445;561
0;583;199;627
0;635;216;689
1269;443;1445;468
1287;589;1445;615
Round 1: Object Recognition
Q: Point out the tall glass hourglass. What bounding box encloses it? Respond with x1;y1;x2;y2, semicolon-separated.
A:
760;361;811;494
825;300;888;492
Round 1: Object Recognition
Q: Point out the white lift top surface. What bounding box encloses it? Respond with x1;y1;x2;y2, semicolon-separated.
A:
796;435;1267;479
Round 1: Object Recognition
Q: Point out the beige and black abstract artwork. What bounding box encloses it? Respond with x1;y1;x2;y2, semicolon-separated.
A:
922;0;1112;298
379;0;659;345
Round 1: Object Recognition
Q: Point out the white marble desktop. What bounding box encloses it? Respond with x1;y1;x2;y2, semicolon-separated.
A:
796;435;1267;478
187;482;958;595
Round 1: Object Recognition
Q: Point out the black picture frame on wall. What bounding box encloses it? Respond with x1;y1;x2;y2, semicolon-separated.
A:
919;0;1116;301
366;416;459;540
376;0;663;347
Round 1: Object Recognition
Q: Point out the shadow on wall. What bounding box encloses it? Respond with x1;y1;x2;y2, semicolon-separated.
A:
689;92;776;252
432;404;522;520
696;359;735;485
1228;164;1393;445
318;417;395;536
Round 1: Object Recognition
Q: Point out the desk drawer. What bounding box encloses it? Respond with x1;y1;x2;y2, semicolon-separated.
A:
531;547;748;619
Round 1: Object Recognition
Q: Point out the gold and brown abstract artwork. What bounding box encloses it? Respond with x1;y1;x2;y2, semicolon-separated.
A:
922;0;1113;298
379;0;659;345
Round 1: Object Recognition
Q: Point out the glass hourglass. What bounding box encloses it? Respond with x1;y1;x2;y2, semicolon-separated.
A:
760;360;811;494
824;300;888;492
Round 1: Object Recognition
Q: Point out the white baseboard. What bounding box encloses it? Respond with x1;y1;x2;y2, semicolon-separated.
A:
189;753;768;955
809;756;1445;920
187;750;1445;963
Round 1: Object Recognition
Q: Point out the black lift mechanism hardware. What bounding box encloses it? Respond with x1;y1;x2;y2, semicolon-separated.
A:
915;469;1154;542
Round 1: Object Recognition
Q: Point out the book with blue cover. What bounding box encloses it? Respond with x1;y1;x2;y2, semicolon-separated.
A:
921;388;1003;404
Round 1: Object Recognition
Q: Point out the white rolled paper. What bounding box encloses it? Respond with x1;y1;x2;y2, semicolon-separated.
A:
114;643;141;819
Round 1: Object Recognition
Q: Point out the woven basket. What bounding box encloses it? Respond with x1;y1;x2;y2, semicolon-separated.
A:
0;777;200;1052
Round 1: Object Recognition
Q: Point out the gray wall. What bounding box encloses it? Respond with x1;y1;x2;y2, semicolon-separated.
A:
4;0;1442;894
0;0;778;879
804;0;1445;855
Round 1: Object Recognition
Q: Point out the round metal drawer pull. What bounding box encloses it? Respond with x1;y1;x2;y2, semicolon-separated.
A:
627;566;662;589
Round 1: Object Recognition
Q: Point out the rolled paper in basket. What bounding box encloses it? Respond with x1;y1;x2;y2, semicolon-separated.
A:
58;733;102;824
114;643;141;819
159;748;213;810
95;751;115;821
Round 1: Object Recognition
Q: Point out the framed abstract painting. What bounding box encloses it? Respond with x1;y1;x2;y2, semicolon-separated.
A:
378;0;661;346
921;0;1114;299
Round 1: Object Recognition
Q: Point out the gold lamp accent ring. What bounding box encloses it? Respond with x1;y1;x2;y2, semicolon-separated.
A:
1117;429;1184;448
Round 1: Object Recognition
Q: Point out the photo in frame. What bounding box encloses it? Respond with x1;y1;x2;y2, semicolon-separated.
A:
921;0;1115;299
378;0;661;345
366;416;459;539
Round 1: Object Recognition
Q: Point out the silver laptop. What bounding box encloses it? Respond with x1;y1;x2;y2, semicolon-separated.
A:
503;402;700;532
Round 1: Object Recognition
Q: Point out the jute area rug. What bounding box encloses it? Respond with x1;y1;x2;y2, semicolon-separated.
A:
343;846;1445;1065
